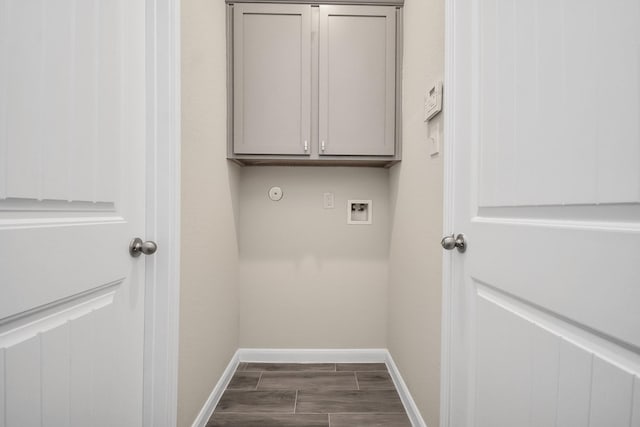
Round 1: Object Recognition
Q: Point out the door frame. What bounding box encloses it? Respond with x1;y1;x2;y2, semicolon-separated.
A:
440;0;462;425
143;0;181;426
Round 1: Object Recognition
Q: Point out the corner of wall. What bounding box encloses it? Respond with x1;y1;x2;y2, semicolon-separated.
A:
387;0;445;425
178;0;241;426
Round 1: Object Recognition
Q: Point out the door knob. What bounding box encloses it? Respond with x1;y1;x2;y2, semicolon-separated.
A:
441;233;466;253
129;238;158;257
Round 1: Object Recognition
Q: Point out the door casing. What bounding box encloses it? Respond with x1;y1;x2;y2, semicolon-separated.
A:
143;0;181;426
440;0;461;424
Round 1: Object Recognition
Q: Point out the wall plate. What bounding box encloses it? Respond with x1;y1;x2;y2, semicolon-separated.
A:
323;192;335;209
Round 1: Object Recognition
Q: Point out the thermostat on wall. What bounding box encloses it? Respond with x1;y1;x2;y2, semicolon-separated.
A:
424;80;443;121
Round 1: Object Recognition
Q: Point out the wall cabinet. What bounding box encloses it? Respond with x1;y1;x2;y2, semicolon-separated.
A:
232;4;311;155
227;1;402;166
319;6;396;157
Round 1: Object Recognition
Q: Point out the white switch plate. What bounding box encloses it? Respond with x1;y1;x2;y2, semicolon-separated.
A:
323;192;334;209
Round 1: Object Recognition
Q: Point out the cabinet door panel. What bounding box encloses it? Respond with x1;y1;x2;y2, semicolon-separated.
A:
234;4;311;155
319;6;396;156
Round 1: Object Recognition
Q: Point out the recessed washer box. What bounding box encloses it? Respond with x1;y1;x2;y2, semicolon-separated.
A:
347;200;372;225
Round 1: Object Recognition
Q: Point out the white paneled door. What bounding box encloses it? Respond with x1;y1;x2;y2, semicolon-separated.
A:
0;0;148;426
445;0;640;426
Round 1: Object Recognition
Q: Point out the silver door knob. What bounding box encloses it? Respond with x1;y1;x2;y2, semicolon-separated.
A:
129;238;158;257
441;233;466;253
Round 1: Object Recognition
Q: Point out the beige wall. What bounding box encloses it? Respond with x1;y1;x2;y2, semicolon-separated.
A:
178;0;240;426
238;167;389;348
388;0;445;425
178;0;444;424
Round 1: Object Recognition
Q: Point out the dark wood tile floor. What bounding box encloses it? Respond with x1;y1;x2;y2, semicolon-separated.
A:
207;362;412;427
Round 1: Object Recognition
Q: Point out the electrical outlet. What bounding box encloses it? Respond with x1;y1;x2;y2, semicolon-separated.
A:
323;192;334;209
429;122;440;157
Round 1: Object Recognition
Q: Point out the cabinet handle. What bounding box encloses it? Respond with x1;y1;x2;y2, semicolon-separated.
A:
321;141;326;152
304;140;309;152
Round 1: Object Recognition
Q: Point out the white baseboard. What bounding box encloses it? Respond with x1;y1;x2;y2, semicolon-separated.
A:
384;351;428;427
237;348;388;363
190;350;240;427
192;348;426;427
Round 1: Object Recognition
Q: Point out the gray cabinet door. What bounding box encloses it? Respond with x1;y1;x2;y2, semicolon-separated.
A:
319;6;396;156
233;4;311;155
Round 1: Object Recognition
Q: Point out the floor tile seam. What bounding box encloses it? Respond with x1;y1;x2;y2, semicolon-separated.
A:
212;411;304;414
226;387;371;393
253;370;344;373
245;366;336;368
255;371;263;390
297;389;401;393
357;387;397;390
246;372;338;375
324;411;408;415
259;369;355;372
336;365;388;371
257;387;361;391
295;411;408;415
221;389;298;393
